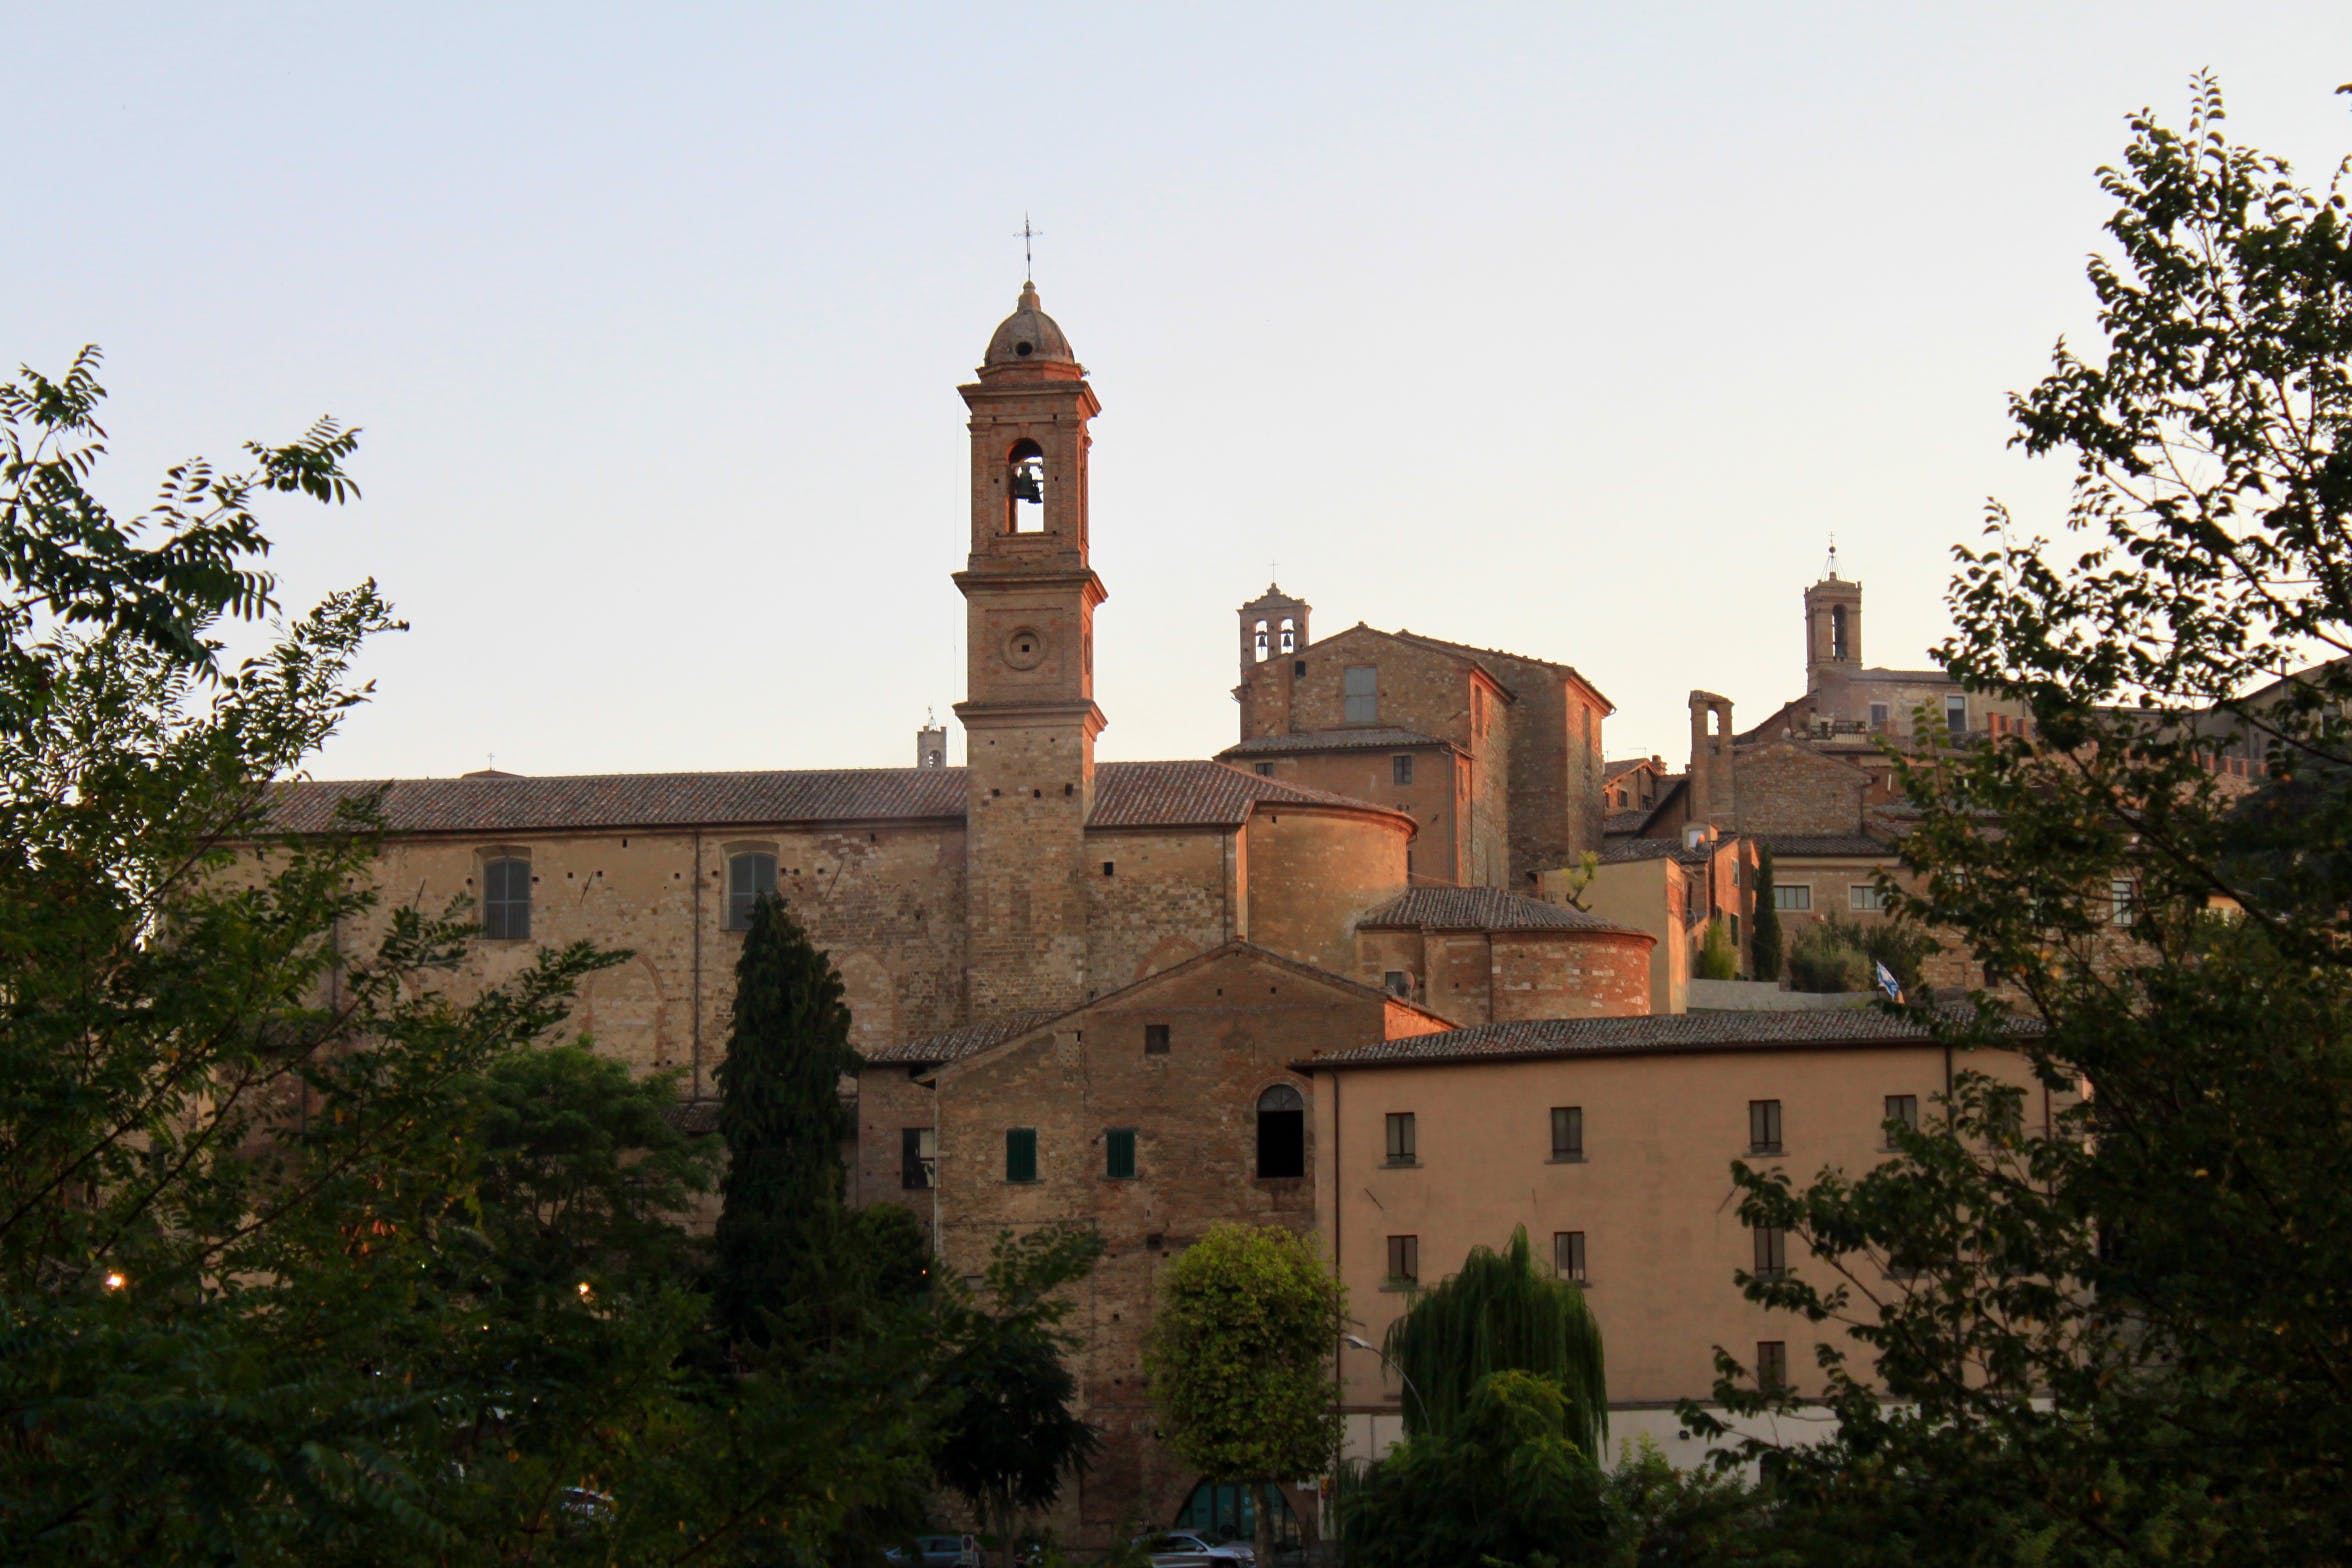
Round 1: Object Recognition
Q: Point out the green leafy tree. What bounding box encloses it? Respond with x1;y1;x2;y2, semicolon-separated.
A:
1750;846;1784;982
1689;79;2352;1565
709;891;861;1351
933;1225;1107;1557
1697;917;1739;980
1382;1225;1606;1455
1338;1370;1613;1568
1147;1222;1345;1566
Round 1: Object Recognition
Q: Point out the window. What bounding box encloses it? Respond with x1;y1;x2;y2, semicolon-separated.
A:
1278;616;1297;654
1102;860;1115;877
1884;1095;1919;1146
1144;1023;1171;1055
1252;618;1270;663
1385;1234;1419;1287
1006;439;1046;533
1391;754;1414;786
1868;701;1890;731
482;856;531;941
1850;883;1889;913
1384;1112;1417;1165
1753;1226;1788;1280
1829;604;1849;660
1256;1084;1306;1178
1254;761;1276;777
1756;1340;1788;1390
1944;693;1967;738
1554;1230;1587;1283
1383;970;1412;999
1344;664;1379;724
1749;1099;1783;1155
1105;1128;1138;1180
1004;1128;1038;1183
2109;878;2135;927
1773;885;1813;911
901;1127;936;1190
726;852;777;930
1550;1106;1584;1161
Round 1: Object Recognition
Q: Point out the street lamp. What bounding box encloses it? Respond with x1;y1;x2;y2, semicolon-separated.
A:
1341;1332;1430;1430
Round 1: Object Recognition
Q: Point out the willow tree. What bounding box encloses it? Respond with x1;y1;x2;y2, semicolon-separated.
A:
1383;1225;1606;1457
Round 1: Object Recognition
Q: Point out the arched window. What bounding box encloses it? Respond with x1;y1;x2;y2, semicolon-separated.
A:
1006;439;1046;533
726;851;777;931
1256;1083;1306;1179
1253;618;1270;661
1277;616;1296;654
481;856;531;941
1829;604;1849;661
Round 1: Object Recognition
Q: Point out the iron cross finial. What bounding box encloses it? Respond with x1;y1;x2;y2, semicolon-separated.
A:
1020;214;1041;282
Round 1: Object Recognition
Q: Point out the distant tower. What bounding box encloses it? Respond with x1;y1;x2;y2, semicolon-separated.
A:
953;280;1105;1017
1804;560;1863;697
1237;583;1311;686
916;714;948;769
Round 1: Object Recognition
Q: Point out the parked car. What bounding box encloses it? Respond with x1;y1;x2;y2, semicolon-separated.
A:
882;1536;981;1567
1132;1532;1255;1566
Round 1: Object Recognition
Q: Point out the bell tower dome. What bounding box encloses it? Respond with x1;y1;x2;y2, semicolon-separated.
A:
953;281;1106;1017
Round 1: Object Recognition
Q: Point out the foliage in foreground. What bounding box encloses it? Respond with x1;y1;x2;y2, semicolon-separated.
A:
1685;78;2352;1566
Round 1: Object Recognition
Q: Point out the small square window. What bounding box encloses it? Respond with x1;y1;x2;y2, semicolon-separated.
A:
1143;1023;1171;1055
1749;1100;1783;1155
1756;1340;1788;1390
1553;1230;1586;1283
1105;1128;1137;1180
1005;1128;1038;1183
1293;659;1307;677
1753;1225;1788;1280
1384;1112;1417;1165
1884;1094;1919;1146
1383;970;1412;999
1391;754;1414;786
1386;1234;1419;1287
1550;1106;1583;1160
1254;762;1276;777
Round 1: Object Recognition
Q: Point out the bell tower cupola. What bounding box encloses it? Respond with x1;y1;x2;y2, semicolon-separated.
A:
952;280;1107;1018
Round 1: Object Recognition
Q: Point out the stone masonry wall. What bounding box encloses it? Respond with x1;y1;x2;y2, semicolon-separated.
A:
1731;740;1868;837
1241;808;1411;975
1083;826;1235;993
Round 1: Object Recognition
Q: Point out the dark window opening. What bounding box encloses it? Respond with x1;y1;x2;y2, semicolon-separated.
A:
1753;1225;1788;1280
1102;861;1116;877
1554;1230;1586;1282
1385;1111;1417;1164
1293;659;1307;677
1757;1340;1788;1390
1256;1084;1306;1178
1383;970;1412;999
1004;1128;1038;1183
1105;1128;1137;1180
901;1127;936;1190
1386;1234;1419;1287
1254;761;1276;776
1392;754;1414;786
1144;1023;1171;1055
1551;1105;1583;1160
725;852;777;931
1884;1094;1919;1145
1829;604;1849;661
1749;1099;1783;1155
482;856;530;941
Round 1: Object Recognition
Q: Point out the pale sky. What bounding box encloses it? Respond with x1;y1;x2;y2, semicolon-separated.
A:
10;3;2348;777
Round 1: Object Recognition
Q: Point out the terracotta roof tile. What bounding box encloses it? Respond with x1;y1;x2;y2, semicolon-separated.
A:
268;760;1406;837
1220;727;1455;758
1602;809;1652;835
1299;1005;2038;1071
860;1008;1060;1067
1359;886;1646;937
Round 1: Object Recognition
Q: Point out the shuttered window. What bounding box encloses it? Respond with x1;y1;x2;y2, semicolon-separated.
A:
1105;1128;1137;1180
1005;1128;1038;1183
482;857;531;941
726;853;776;930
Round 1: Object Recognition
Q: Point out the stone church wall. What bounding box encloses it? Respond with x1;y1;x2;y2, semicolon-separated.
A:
1241;809;1410;976
1082;826;1235;993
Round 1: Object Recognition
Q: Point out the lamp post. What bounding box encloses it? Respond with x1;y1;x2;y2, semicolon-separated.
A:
1341;1332;1430;1432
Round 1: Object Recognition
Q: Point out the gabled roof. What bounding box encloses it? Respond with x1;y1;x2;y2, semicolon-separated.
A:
268;759;1410;837
1359;885;1648;938
1603;757;1664;783
1220;727;1459;759
1597;836;1713;867
1602;809;1652;836
1297;1005;2039;1072
859;1008;1061;1068
1390;630;1613;712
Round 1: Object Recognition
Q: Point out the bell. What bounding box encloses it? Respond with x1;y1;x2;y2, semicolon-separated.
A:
1011;458;1045;504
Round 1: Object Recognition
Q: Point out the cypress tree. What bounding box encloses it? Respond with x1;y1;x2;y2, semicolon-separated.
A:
711;893;860;1349
1384;1226;1607;1458
1752;844;1784;983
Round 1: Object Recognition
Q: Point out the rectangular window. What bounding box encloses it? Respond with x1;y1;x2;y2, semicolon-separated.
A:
1550;1106;1584;1160
1386;1234;1419;1287
1773;884;1813;911
1383;970;1412;999
1884;1095;1919;1145
1254;761;1276;777
1868;701;1890;731
1105;1128;1137;1180
1391;754;1414;786
1749;1099;1783;1155
1850;883;1889;913
482;857;531;941
1753;1226;1788;1280
1756;1340;1788;1390
901;1127;936;1190
726;851;777;930
1384;1112;1417;1165
1945;694;1967;738
1102;860;1116;877
1553;1230;1587;1282
1344;664;1379;724
1004;1128;1038;1183
2109;878;2135;927
1144;1023;1171;1055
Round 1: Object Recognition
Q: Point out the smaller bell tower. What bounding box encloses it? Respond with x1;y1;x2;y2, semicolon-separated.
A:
1804;558;1863;696
1236;583;1311;686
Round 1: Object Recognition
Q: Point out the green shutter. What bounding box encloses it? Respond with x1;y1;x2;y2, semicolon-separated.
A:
1106;1128;1137;1180
1005;1128;1037;1183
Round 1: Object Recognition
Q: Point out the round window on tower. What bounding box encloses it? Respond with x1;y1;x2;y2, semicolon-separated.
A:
1016;341;1034;356
1003;626;1048;672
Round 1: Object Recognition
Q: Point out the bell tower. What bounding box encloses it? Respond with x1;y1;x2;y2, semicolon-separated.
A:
953;281;1106;1018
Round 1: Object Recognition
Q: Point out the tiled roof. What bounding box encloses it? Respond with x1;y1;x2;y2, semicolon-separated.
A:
1757;833;1901;859
1359;885;1647;937
1597;837;1691;864
860;1008;1061;1067
1299;1005;2038;1071
1602;809;1652;835
268;760;1404;837
1603;757;1659;782
1220;727;1455;758
1390;630;1612;710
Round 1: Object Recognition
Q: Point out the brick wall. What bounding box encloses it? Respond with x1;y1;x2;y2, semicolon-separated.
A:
1241;807;1411;975
1731;740;1868;836
1255;744;1466;884
1084;827;1234;993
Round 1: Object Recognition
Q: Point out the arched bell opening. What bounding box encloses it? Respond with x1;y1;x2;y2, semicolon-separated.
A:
1005;439;1047;534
